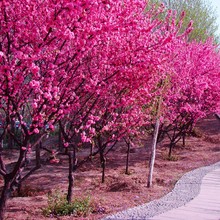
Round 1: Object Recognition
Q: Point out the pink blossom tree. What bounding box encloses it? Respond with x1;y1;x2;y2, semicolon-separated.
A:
0;0;144;217
160;38;220;157
57;0;179;197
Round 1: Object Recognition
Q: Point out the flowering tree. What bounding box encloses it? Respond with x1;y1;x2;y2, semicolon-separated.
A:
0;0;134;217
143;7;194;187
146;32;220;186
57;0;180;198
160;39;220;157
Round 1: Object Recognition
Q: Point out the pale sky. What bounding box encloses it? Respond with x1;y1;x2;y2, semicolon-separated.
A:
209;0;220;36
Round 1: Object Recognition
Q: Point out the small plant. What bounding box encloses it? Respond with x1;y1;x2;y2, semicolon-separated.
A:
13;185;44;197
155;178;165;186
162;152;179;161
42;190;93;217
167;155;179;161
190;128;203;138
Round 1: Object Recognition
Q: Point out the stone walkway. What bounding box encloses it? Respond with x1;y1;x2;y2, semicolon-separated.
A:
149;168;220;220
104;163;220;220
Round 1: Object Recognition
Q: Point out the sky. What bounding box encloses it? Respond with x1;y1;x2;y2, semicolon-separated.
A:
210;0;220;36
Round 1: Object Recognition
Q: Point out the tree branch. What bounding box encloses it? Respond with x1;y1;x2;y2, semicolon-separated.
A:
20;166;40;183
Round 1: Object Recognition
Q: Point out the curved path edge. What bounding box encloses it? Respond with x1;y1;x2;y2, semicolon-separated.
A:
103;161;220;220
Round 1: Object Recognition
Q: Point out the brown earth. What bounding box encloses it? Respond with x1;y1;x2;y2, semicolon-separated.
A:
1;114;220;220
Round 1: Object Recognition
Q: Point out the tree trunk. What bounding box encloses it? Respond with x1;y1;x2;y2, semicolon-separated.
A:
36;141;41;168
58;124;63;152
97;136;106;183
125;141;131;175
168;142;174;158
100;149;106;183
182;133;186;147
0;145;27;219
90;142;94;161
0;179;11;220
147;118;160;188
8;121;16;149
15;174;22;196
67;152;73;203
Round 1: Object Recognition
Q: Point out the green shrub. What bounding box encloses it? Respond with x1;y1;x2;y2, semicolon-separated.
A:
42;190;93;217
13;185;43;197
166;155;179;161
162;152;179;161
190;127;203;138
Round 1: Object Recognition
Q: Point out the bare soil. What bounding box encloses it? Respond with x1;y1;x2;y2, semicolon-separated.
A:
1;114;220;220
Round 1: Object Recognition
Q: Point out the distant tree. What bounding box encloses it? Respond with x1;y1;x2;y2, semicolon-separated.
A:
148;0;219;42
161;38;220;157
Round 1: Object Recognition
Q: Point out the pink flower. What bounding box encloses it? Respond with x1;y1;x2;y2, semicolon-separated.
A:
64;142;69;148
33;128;39;134
33;102;38;109
50;158;60;164
49;124;55;131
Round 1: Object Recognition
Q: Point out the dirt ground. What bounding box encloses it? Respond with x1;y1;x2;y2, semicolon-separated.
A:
1;114;220;220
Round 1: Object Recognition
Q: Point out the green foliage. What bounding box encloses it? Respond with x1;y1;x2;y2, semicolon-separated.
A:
42;190;93;217
148;0;219;42
162;152;179;161
191;127;203;138
167;155;179;161
13;185;43;197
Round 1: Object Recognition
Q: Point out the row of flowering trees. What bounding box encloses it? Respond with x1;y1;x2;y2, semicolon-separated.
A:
0;0;220;218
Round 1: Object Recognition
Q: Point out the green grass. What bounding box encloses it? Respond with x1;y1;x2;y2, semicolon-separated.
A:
42;190;93;217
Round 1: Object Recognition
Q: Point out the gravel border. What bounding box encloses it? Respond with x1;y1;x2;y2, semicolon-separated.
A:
103;161;220;220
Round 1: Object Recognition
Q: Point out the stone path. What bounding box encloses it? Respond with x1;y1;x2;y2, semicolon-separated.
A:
104;163;220;220
149;168;220;220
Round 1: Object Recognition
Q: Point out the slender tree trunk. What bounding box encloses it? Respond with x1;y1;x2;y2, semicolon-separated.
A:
182;133;186;147
147;118;160;188
67;152;73;203
168;142;174;158
99;149;106;183
36;141;41;168
0;179;11;220
66;145;78;203
97;136;106;183
58;124;63;152
125;141;131;175
9;121;15;149
16;174;22;196
90;142;94;161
